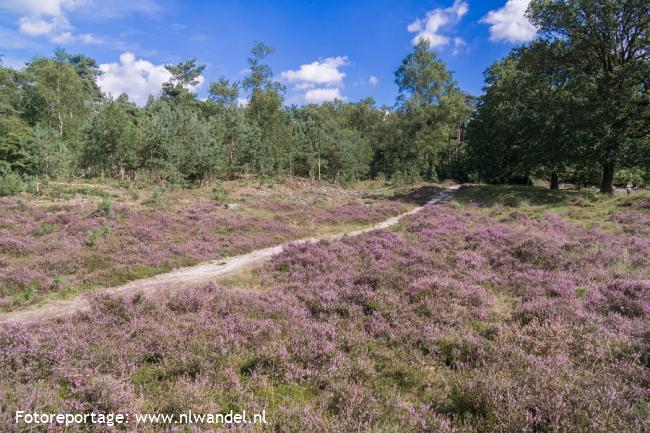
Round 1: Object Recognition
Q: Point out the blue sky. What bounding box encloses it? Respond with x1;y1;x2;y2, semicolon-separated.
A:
0;0;536;106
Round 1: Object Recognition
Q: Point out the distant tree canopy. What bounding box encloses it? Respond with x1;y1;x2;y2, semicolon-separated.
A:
0;40;473;192
1;1;648;195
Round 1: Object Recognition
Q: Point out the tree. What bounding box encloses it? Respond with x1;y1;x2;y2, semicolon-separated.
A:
23;57;87;139
162;59;205;105
528;0;650;193
208;77;239;107
466;44;583;188
389;39;469;180
465;56;528;183
54;49;103;101
81;97;140;178
396;39;458;108
242;42;290;174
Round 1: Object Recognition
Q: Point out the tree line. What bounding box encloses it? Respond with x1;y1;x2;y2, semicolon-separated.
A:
1;0;648;196
0;40;469;194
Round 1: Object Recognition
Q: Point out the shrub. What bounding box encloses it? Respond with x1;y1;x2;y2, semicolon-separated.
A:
0;172;25;197
97;198;112;215
615;167;646;187
211;182;229;203
84;226;110;246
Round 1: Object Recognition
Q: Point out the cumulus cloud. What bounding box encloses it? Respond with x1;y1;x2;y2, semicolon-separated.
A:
18;15;66;36
481;0;536;43
281;56;348;86
97;52;204;105
282;56;350;104
368;76;379;86
304;87;347;104
407;0;468;47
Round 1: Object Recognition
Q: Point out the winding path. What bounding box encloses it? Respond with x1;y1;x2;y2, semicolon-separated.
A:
1;186;459;325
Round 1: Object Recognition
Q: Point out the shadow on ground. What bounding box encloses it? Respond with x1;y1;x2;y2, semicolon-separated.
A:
453;184;590;207
365;185;446;205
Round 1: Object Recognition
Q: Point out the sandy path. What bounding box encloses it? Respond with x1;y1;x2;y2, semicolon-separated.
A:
1;186;459;325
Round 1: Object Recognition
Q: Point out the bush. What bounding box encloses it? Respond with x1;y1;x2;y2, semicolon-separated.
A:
390;169;420;187
615;167;646;187
84;226;110;246
0;172;25;197
211;182;229;203
97;198;113;215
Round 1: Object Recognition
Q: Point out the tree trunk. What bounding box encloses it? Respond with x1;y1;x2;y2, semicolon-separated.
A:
600;162;615;194
550;172;560;190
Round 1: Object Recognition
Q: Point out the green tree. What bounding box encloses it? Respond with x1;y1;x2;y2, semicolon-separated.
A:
465;45;582;188
242;42;290;174
140;101;226;184
54;48;103;101
162;59;205;105
208;77;239;107
23;57;87;139
81;96;140;178
389;39;469;180
528;0;650;193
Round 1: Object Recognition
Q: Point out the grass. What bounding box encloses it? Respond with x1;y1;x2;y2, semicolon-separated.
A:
454;184;650;233
217;267;271;291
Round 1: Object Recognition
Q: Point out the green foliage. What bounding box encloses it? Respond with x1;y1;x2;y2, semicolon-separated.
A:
385;39;471;180
211;182;229;203
23;57;87;139
0;171;25;196
0;43;471;187
141;103;226;183
33;221;58;236
468;0;650;192
97;198;113;215
615;167;646;187
208;77;239;107
162;58;206;105
0;115;36;175
81;98;140;178
84;226;110;246
576;286;588;299
395;39;456;108
30;124;74;179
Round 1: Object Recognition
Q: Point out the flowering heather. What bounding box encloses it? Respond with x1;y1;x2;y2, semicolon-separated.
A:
0;185;648;432
0;182;408;311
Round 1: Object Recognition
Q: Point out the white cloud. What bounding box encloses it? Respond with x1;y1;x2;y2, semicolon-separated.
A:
481;0;536;43
304;87;347;104
18;15;63;36
452;36;467;55
1;0;79;17
50;31;74;43
407;0;468;47
281;56;348;86
97;52;204;106
79;32;103;44
282;56;350;104
1;0;158;44
369;75;379;86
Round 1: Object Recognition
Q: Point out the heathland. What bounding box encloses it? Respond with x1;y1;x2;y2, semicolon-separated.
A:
1;181;648;432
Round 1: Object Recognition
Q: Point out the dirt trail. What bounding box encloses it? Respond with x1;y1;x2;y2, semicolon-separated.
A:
1;186;459;325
